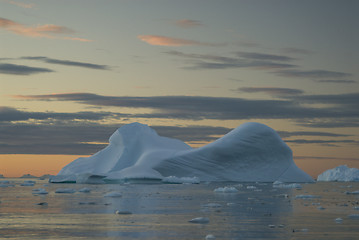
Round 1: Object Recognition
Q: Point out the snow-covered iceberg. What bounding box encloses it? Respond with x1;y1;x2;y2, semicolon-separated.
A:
50;122;313;183
317;165;359;182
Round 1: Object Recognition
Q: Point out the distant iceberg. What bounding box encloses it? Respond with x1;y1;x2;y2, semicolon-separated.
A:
317;165;359;182
50;122;313;183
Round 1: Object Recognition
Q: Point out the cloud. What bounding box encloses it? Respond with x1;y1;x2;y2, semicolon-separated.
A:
275;69;352;79
4;0;35;8
0;17;92;41
294;118;359;128
138;35;216;46
165;50;296;70
0;63;54;75
236;87;304;96
280;47;314;55
236;52;296;62
175;19;203;28
0;106;125;122
315;79;357;84
278;130;351;138
21;56;110;70
14;92;359;121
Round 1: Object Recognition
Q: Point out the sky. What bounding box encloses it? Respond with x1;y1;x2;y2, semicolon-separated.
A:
0;0;358;178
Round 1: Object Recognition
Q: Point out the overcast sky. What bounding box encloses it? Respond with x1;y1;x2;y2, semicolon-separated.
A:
1;0;358;177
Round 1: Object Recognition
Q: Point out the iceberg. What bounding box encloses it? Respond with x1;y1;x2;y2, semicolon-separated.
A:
50;122;313;183
317;165;359;182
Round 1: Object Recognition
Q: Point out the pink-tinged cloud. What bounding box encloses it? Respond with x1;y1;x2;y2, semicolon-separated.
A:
0;17;92;42
5;0;34;9
175;19;203;28
138;35;204;46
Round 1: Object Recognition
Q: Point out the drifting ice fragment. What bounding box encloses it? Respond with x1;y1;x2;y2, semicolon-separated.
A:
317;165;359;182
78;187;91;193
205;234;216;240
162;176;200;184
295;195;321;199
32;188;48;194
189;217;209;224
104;192;122;197
214;186;238;193
55;188;76;193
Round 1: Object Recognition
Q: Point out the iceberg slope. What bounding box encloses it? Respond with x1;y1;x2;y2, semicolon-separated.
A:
50;122;313;183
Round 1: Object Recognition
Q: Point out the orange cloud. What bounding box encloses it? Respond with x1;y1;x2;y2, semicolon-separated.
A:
0;17;92;42
6;0;35;8
138;35;203;46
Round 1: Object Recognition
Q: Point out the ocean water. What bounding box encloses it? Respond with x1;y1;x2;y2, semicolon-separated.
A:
0;179;358;240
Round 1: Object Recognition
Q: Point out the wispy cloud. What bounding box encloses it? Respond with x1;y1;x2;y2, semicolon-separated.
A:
4;0;34;9
165;50;296;70
0;63;53;75
236;87;304;96
315;79;357;84
236;52;296;62
14;92;359;120
175;19;203;28
21;56;110;70
0;17;92;42
138;35;217;47
275;69;352;79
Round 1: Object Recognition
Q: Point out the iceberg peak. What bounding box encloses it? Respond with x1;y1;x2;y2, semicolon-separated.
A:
50;122;313;183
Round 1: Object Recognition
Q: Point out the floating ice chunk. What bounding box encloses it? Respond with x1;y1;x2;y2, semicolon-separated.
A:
21;180;36;186
348;214;359;219
202;203;222;208
317;165;359;182
162;176;200;184
205;234;216;240
104;192;122;197
273;183;302;189
78;187;91;193
346;190;359;195
295;195;321;199
189;217;209;224
20;174;37;178
55;188;76;193
0;180;10;184
317;206;325;210
335;218;343;223
32;188;48;194
354;206;359;210
214;186;238;193
115;210;132;215
246;185;257;189
268;224;276;228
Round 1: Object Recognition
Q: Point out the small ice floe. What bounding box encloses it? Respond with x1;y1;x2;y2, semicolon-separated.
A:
32;188;48;194
227;202;236;206
205;234;216;240
21;180;36;186
317;206;326;210
115;210;132;215
202;203;222;208
78;187;91;193
295;195;321;199
55;188;76;194
354;206;359;210
335;218;343;223
213;186;238;193
246;185;257;189
36;202;48;206
78;202;96;205
348;214;359;219
268;224;276;228
162;176;200;184
104;192;122;197
274;194;289;198
189;217;209;224
346;190;359;195
273;183;302;189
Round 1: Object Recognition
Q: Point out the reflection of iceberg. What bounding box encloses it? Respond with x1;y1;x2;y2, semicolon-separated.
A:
317;165;359;182
50;122;313;183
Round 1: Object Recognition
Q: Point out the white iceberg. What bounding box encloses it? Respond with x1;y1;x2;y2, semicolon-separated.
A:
50;122;313;183
317;165;359;182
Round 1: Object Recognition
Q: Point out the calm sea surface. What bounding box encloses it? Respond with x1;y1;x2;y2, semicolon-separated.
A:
0;178;358;239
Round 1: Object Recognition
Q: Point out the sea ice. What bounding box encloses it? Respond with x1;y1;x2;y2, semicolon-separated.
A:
188;217;209;224
295;195;321;199
21;180;36;186
162;176;200;184
213;186;238;193
273;183;302;189
32;188;48;194
317;165;359;182
50;122;313;183
205;234;216;240
78;187;91;193
55;188;76;193
104;192;122;197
